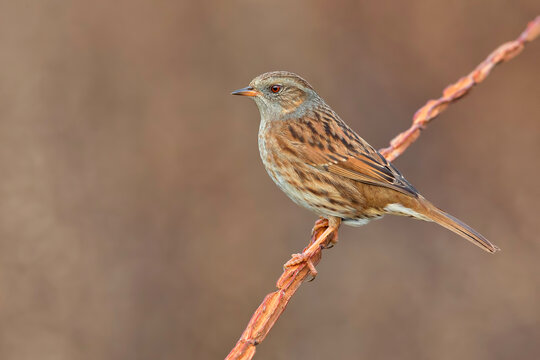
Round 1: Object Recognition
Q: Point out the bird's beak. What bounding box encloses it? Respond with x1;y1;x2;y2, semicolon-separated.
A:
231;86;259;97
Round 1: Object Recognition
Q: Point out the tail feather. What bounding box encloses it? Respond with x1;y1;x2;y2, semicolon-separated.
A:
420;200;500;253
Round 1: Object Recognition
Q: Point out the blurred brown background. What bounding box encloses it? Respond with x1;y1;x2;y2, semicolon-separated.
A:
0;1;539;359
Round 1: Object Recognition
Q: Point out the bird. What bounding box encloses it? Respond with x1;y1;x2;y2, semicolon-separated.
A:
232;71;499;270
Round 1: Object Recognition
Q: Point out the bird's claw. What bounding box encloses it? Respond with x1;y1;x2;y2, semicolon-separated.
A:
311;218;329;237
311;218;339;247
284;253;318;279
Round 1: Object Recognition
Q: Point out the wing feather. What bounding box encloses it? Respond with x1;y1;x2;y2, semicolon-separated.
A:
274;108;418;197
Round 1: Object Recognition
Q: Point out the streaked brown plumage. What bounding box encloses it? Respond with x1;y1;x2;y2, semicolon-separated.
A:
232;71;499;253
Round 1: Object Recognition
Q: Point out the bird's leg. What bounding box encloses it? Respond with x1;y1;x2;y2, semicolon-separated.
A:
284;217;341;279
311;217;339;248
311;217;328;237
325;226;339;249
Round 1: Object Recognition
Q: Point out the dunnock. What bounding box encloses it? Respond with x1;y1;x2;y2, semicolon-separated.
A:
232;71;499;261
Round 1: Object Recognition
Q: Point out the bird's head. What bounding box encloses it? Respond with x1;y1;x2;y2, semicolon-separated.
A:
232;71;320;120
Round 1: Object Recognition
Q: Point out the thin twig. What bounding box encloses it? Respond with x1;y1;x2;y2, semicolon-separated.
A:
380;15;540;161
225;221;333;360
225;15;540;360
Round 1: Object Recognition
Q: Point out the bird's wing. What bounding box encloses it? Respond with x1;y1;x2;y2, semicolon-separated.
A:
275;112;418;197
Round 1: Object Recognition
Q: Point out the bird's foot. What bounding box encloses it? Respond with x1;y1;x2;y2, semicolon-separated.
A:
311;217;339;249
311;217;329;237
324;231;339;249
284;219;341;280
284;252;318;279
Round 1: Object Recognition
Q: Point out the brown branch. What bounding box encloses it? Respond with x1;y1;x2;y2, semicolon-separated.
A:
225;220;334;360
225;16;540;360
380;15;540;162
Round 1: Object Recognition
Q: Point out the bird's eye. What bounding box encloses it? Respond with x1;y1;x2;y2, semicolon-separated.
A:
270;85;282;93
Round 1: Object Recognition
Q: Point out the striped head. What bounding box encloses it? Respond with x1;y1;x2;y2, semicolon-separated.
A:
232;71;321;120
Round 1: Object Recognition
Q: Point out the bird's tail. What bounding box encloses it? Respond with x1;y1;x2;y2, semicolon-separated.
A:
415;198;500;253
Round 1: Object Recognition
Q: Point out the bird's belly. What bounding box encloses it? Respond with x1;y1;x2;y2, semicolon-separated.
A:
266;167;333;214
261;155;380;224
342;216;382;227
258;127;384;224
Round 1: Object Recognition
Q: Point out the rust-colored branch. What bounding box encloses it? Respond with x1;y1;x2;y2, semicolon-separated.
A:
225;219;334;360
225;16;540;360
379;15;540;162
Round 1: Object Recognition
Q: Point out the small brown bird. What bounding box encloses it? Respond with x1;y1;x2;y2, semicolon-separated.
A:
232;71;499;257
